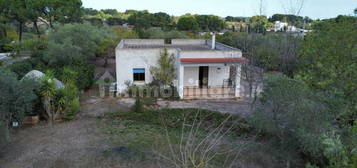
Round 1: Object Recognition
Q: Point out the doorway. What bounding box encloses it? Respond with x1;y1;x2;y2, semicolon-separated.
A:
199;66;209;88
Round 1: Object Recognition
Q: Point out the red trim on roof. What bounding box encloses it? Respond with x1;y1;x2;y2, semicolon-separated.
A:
180;58;249;63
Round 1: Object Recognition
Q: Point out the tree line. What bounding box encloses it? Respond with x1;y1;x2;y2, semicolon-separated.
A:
0;0;83;41
84;9;226;33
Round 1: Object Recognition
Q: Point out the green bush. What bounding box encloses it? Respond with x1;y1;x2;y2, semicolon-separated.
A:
132;98;144;113
322;132;349;168
63;98;80;120
59;81;80;120
7;60;34;79
0;68;37;145
249;75;337;165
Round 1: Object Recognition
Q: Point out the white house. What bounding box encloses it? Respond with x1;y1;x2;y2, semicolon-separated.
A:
115;36;248;99
274;21;289;32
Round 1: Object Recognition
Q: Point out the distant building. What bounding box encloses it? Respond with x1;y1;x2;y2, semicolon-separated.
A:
0;53;11;60
274;21;288;32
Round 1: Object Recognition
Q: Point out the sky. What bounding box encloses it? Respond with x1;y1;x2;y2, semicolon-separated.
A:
81;0;357;19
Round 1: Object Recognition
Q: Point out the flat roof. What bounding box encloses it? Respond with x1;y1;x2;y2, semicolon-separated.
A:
123;44;215;51
120;39;240;52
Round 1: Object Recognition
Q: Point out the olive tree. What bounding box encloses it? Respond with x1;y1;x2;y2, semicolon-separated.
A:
0;68;36;145
45;22;112;65
150;48;176;87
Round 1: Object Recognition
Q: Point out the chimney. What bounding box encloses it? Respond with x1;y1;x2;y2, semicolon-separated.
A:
211;33;216;50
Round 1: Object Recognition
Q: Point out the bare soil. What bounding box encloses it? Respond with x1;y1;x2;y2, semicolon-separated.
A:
0;88;254;168
0;95;130;168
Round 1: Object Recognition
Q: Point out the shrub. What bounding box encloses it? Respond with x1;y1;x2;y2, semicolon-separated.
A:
150;48;176;87
132;98;144;113
0;68;37;145
63;98;80;120
106;17;126;26
322;132;349;168
249;75;337;165
57;75;80;121
7;60;34;79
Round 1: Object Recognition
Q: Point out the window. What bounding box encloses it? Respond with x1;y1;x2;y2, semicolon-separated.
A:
133;68;145;81
165;38;172;45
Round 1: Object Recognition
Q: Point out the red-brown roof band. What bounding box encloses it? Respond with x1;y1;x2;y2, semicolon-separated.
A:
180;58;249;63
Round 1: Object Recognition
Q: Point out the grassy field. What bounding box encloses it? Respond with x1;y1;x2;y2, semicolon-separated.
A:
97;108;280;168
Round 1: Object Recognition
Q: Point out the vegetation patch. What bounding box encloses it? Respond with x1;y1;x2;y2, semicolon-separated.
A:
98;108;254;167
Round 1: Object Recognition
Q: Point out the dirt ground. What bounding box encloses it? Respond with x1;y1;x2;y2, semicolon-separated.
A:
0;95;131;168
0;88;254;168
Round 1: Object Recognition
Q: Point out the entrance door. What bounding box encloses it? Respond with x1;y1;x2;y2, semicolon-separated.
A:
199;66;209;88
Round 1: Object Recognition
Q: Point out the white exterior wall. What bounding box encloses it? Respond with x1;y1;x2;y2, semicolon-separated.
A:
183;67;199;87
182;66;230;87
116;48;178;93
208;66;230;87
235;64;242;97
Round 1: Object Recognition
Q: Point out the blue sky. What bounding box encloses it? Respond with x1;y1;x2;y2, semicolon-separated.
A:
82;0;357;19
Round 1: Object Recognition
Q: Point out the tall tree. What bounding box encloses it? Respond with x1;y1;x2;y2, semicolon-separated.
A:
83;8;99;16
0;68;36;144
127;10;153;29
43;0;83;28
100;9;118;16
298;16;357;121
250;15;270;33
26;0;45;37
177;15;200;32
152;12;173;30
7;0;28;41
195;15;225;31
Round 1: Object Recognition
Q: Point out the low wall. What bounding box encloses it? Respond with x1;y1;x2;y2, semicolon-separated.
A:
172;39;207;45
123;39;165;46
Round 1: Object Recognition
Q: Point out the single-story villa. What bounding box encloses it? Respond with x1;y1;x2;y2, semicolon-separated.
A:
115;36;248;99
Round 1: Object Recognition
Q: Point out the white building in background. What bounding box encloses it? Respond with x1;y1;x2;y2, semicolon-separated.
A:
115;36;248;99
0;53;11;60
274;21;289;32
